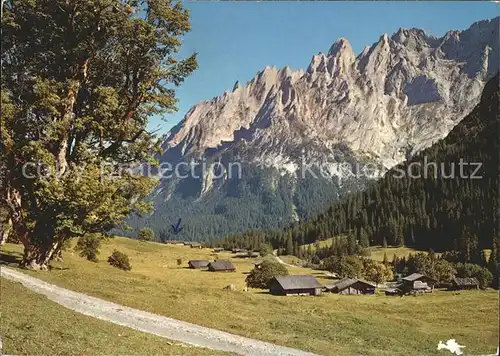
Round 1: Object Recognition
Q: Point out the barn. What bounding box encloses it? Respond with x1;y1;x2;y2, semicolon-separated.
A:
399;273;436;294
207;260;236;272
188;260;210;269
451;277;479;290
269;275;323;296
327;278;376;295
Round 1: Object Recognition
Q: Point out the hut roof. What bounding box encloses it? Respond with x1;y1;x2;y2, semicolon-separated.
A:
208;260;235;271
273;275;323;291
453;277;479;286
403;273;436;282
188;260;210;268
331;278;376;291
402;273;424;281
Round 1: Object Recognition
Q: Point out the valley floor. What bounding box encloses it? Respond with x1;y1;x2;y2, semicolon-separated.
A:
1;238;498;356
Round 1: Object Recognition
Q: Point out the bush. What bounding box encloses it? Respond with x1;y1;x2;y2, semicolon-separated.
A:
176;258;182;266
138;228;154;242
107;250;132;271
74;234;101;262
258;243;273;257
245;260;288;289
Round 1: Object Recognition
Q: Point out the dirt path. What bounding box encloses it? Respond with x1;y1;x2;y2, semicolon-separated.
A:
1;267;319;356
271;251;297;268
272;252;337;279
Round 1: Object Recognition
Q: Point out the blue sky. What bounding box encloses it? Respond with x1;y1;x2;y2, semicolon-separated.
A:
150;1;498;134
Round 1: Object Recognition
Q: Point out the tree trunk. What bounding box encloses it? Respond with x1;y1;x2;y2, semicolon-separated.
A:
20;241;60;270
0;217;11;246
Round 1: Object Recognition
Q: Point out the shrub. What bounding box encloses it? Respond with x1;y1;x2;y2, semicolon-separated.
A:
176;258;182;266
245;260;288;289
107;250;132;271
258;243;273;257
138;228;154;242
74;234;101;262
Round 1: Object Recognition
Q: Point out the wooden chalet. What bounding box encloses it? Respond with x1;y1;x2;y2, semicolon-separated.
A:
325;278;376;295
269;275;323;296
188;260;210;269
451;277;479;290
190;243;203;249
212;247;224;253
399;273;436;294
207;260;236;272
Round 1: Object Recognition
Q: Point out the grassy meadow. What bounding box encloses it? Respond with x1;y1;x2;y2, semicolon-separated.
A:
368;246;424;262
0;278;230;356
302;239;438;263
1;238;498;356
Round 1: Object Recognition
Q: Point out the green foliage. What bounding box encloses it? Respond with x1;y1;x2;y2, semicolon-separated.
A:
138;228;154;242
107;250;132;271
323;255;363;278
1;0;197;268
395;252;456;286
258;243;273;257
74;234;102;262
362;259;393;286
455;263;493;289
245;260;288;289
431;259;457;286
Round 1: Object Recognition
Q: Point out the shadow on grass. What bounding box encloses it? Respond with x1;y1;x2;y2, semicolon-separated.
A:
0;251;22;266
49;265;70;271
253;290;272;295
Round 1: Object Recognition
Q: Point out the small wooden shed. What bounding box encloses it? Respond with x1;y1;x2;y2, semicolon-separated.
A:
451;277;479;290
188;260;210;269
328;278;376;295
207;260;236;272
269;275;323;296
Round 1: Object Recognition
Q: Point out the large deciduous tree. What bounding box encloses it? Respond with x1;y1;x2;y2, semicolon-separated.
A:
0;0;197;269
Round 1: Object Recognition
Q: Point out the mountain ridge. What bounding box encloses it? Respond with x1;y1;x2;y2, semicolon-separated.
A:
124;17;499;240
212;73;499;257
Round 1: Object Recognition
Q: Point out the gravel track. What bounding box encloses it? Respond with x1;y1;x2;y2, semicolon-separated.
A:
1;267;319;356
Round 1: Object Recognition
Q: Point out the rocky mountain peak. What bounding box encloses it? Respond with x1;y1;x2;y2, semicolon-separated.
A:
146;17;499;241
328;38;353;56
160;17;498;172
